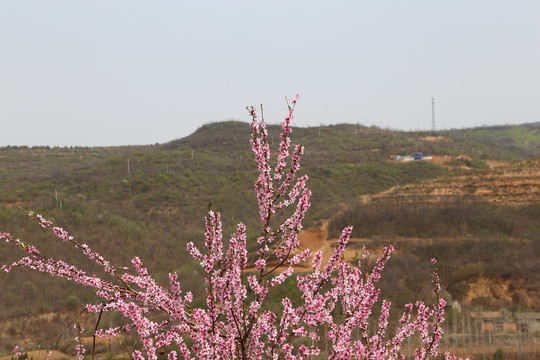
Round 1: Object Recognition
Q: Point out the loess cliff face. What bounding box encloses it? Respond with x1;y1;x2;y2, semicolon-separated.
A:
464;276;540;309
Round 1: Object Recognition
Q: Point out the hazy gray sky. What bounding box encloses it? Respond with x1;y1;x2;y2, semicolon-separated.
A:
1;1;539;146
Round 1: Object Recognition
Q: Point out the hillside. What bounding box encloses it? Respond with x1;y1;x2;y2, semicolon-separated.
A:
444;122;540;154
328;158;540;313
1;121;540;353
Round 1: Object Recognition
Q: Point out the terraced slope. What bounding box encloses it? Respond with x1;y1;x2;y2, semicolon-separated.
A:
372;158;540;204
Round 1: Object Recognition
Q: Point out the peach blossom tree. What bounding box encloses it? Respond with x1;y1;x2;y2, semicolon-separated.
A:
2;96;463;360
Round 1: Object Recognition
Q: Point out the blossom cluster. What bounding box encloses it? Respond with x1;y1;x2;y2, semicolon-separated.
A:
2;96;464;359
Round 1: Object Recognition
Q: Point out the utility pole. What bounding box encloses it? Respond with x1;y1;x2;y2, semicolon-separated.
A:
432;98;437;131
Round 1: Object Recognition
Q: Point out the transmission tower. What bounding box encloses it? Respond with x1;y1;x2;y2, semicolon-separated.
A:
431;98;437;131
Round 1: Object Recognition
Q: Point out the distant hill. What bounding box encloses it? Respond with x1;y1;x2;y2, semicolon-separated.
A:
1;120;540;350
444;122;540;152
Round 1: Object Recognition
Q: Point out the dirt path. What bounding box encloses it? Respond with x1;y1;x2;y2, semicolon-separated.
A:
243;222;379;274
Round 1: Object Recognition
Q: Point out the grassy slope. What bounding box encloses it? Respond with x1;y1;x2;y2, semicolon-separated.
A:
1;121;540;323
442;122;540;156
